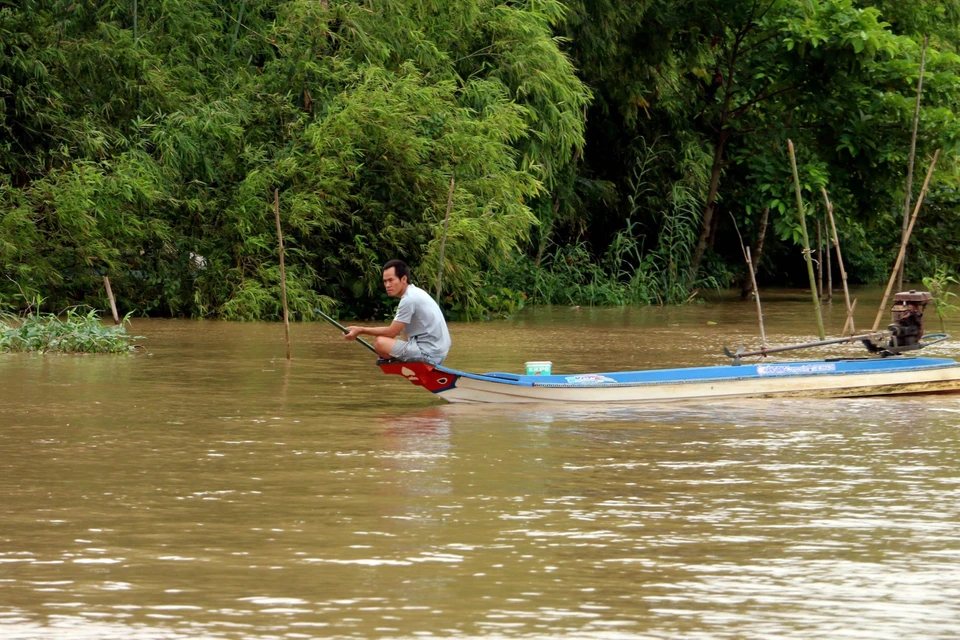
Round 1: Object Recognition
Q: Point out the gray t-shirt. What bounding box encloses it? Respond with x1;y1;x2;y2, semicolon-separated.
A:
394;284;451;361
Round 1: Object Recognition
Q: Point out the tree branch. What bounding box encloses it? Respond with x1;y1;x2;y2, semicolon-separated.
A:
755;0;779;23
730;82;803;118
740;29;783;55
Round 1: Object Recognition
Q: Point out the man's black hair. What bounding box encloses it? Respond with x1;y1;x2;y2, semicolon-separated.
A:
383;259;410;281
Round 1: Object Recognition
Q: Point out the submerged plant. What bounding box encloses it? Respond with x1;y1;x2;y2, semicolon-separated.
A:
0;307;141;354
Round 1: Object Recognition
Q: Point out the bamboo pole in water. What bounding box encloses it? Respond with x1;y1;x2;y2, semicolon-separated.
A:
873;149;941;332
274;189;291;360
842;299;858;338
826;225;833;302
822;187;854;335
898;35;929;291
103;276;120;325
788;139;825;340
816;219;824;301
435;177;456;303
745;246;766;347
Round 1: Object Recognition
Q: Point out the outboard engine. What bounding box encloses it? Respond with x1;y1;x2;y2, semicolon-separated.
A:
864;290;933;354
889;290;932;350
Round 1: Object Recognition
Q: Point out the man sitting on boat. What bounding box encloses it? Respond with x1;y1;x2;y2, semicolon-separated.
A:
343;259;451;365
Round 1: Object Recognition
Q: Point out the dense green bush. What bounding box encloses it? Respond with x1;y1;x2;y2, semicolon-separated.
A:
1;306;139;354
2;1;959;320
1;0;588;320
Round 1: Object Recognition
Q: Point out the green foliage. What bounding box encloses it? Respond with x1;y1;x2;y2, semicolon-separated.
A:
1;0;588;320
922;263;959;332
1;303;140;354
3;0;960;319
558;0;960;290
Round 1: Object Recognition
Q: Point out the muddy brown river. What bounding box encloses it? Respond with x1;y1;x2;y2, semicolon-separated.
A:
3;289;960;638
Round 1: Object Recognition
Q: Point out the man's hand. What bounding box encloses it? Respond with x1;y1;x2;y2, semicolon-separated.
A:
343;326;364;341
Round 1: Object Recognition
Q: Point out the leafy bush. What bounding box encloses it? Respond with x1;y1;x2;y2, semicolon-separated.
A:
0;0;589;321
922;263;960;332
0;306;140;354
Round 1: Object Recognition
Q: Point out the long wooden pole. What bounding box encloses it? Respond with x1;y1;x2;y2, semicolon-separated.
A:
826;225;833;302
816;219;824;301
898;35;929;291
274;189;291;360
745;246;766;347
842;299;858;337
872;149;941;332
725;331;881;362
788;139;825;340
103;276;120;325
822;187;854;335
435;176;455;303
314;308;378;355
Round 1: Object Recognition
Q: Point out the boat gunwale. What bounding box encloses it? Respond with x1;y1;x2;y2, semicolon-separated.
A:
432;357;960;389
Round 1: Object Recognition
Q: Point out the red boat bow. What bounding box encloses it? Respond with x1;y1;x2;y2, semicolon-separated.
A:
378;360;459;393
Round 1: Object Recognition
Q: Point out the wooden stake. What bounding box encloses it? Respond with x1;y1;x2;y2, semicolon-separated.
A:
816;219;824;301
103;276;120;325
435;176;455;303
788;139;826;340
745;246;766;347
842;299;858;338
822;187;854;335
873;149;941;332
898;35;929;291
274;189;291;360
826;224;833;302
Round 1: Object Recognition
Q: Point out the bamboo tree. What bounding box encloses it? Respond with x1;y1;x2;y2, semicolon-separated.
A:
229;0;248;58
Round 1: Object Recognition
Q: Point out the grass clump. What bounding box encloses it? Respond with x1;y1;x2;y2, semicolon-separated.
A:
0;307;140;354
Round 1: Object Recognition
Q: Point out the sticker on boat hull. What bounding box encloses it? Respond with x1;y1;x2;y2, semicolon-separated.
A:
565;374;617;385
757;363;836;376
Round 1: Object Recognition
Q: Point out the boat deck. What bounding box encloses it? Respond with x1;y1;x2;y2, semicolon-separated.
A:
443;356;960;388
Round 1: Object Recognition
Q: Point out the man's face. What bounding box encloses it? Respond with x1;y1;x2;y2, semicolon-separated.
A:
383;267;407;297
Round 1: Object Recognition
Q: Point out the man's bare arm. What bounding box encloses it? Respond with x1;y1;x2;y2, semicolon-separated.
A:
343;321;405;341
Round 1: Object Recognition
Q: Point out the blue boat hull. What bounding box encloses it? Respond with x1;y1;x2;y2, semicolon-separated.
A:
380;357;960;404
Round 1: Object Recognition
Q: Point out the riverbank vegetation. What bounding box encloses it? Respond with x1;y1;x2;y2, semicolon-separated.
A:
2;1;959;320
0;305;139;353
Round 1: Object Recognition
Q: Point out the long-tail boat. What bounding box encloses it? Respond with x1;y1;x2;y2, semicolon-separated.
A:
326;291;960;404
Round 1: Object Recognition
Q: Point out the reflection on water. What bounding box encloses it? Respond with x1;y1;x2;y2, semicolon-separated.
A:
3;291;960;638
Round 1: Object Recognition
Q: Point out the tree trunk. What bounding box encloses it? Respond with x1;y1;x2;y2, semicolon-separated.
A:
753;205;769;265
689;130;729;284
740;205;769;298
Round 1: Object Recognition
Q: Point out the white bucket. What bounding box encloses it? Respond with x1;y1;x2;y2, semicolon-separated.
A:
525;361;552;376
